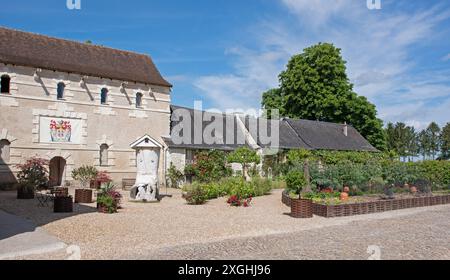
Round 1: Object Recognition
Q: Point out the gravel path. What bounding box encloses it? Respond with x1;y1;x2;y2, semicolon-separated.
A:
1;189;449;260
141;205;450;260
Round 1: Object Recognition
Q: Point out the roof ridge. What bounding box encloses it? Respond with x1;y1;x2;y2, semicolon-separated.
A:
0;26;151;58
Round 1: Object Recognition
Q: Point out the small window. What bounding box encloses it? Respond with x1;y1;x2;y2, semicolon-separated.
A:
57;82;65;100
136;92;143;108
1;75;11;93
100;144;109;166
0;139;11;164
100;88;108;104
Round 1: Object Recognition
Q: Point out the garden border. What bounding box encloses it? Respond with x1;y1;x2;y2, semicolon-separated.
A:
282;191;450;218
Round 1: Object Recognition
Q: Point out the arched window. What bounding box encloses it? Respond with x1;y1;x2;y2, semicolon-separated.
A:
57;82;65;100
0;139;11;164
1;75;11;94
99;144;109;166
136;92;143;108
100;88;108;104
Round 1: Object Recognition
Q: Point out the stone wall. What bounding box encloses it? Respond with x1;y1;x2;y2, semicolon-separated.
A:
0;63;171;186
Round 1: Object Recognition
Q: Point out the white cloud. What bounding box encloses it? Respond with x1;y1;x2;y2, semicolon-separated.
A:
193;0;450;128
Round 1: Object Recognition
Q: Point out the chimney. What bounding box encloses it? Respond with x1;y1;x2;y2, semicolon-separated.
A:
343;122;348;137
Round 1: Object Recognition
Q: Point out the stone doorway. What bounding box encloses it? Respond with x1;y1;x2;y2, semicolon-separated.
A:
49;156;66;187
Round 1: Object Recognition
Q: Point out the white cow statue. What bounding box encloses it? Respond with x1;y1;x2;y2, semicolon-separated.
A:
133;175;158;202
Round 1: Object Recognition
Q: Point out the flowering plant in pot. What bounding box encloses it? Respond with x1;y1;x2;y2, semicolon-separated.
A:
286;170;313;218
96;182;122;213
16;158;49;199
91;171;112;189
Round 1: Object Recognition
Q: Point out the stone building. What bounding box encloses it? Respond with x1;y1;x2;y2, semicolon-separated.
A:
0;26;378;188
0;27;172;186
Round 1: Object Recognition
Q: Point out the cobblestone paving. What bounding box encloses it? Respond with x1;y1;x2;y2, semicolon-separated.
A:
138;206;450;260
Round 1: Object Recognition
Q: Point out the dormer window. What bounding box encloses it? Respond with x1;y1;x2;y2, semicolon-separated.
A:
100;88;108;104
136;92;143;108
1;75;11;94
57;82;65;100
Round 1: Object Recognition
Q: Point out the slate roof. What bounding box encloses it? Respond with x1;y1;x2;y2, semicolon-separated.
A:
0;27;171;87
285;119;378;152
242;116;311;150
164;106;249;151
166;106;378;152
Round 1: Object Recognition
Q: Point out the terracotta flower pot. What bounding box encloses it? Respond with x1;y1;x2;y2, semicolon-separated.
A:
340;192;349;201
290;198;313;218
410;186;418;194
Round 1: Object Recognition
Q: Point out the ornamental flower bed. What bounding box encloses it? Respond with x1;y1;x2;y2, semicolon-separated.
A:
282;191;450;218
227;195;252;207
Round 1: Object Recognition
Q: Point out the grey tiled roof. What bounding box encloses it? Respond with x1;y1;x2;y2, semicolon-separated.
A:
166;106;378;152
0;27;171;87
285;119;378;152
166;105;249;150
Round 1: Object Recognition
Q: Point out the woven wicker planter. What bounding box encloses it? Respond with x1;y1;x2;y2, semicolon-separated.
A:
17;187;35;200
290;198;313;218
313;194;450;218
54;196;73;213
53;187;69;197
75;189;93;203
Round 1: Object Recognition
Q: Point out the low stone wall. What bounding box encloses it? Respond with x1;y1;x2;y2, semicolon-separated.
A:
282;191;450;218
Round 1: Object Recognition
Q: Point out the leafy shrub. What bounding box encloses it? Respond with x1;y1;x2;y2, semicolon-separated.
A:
252;177;273;196
167;163;184;188
285;170;307;195
97;182;122;213
183;183;207;205
72;165;98;188
16;158;49;190
185;150;232;183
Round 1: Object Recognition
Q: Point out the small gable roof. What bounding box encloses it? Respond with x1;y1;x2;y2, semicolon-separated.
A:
130;135;163;149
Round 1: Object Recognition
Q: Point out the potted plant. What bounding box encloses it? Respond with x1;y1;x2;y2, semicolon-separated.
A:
91;171;112;189
72;165;98;203
16;158;49;200
54;195;73;213
97;182;122;213
286;170;313;218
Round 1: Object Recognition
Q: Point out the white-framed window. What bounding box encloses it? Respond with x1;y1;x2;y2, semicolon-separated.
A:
99;144;109;166
136;92;143;108
1;74;11;94
57;82;65;100
100;88;108;104
0;139;11;164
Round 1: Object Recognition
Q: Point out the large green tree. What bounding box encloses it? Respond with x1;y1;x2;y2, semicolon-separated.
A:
426;122;441;160
262;43;386;150
441;123;450;160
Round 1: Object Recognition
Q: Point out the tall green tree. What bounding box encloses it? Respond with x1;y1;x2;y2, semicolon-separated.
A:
418;130;431;160
262;43;386;150
426;122;441;160
440;123;450;160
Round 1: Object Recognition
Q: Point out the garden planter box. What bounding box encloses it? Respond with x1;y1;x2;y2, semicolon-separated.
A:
96;203;117;214
17;188;35;200
54;196;73;213
54;187;69;197
312;194;450;218
75;189;93;203
282;191;292;207
290;198;313;219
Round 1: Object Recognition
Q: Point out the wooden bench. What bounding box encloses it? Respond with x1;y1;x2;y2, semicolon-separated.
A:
122;178;136;191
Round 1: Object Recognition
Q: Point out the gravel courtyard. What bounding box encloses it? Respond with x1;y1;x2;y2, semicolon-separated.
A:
0;188;449;260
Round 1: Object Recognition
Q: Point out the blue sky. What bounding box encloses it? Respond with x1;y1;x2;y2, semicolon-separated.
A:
1;0;450;129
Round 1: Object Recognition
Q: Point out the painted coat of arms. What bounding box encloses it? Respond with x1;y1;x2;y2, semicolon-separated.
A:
50;120;72;142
